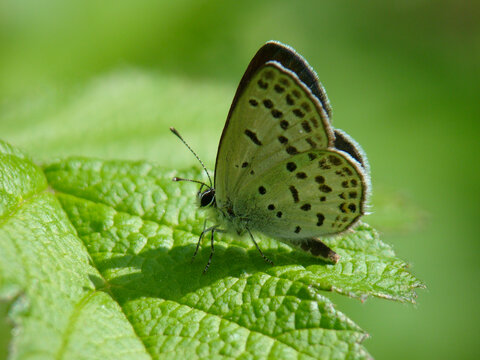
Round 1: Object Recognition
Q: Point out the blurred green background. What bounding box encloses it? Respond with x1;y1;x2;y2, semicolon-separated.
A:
0;1;478;359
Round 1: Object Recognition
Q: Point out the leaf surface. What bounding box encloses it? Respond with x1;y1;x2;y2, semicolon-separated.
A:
0;144;424;359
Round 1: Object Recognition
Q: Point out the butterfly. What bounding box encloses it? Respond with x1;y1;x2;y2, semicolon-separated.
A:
171;40;370;273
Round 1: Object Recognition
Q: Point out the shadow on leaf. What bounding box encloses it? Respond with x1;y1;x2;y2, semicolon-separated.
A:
92;241;329;303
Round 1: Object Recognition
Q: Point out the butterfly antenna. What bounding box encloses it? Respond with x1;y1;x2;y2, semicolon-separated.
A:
172;177;208;190
170;127;213;188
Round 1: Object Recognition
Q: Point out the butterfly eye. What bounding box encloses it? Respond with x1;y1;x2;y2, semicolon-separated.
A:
199;189;216;207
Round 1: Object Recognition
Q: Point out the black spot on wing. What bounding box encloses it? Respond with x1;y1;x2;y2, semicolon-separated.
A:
300;203;311;211
343;167;353;176
286;162;297;172
293;108;305;118
274;84;285;93
319;158;331;169
301;121;312;133
289;185;299;203
286;94;295;105
271;109;283;118
301;102;311;112
329;155;342;166
263;99;273;108
319;184;332;193
316;213;325;226
258;79;268;89
286;146;298;155
244;129;262;145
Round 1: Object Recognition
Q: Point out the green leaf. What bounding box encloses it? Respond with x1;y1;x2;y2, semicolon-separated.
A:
0;143;149;360
0;142;424;359
0;298;13;360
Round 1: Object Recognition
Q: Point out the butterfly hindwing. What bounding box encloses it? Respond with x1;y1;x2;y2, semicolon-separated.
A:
233;149;367;239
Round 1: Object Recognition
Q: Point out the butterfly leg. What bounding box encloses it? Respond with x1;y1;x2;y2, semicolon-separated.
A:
247;229;274;265
192;221;217;263
203;227;218;274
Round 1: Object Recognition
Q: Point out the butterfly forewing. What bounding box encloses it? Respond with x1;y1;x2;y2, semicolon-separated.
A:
215;62;334;206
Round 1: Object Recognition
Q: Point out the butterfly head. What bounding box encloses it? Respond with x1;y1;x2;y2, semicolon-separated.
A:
198;187;216;208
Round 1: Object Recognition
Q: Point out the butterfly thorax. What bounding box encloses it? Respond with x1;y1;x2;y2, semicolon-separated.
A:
199;190;252;236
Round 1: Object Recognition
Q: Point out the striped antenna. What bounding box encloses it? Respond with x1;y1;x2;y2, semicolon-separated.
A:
170;127;213;188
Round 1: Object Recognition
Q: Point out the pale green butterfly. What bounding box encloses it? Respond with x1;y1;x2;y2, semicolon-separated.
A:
171;40;370;272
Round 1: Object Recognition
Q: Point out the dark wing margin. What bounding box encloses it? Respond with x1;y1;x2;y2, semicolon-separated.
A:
333;129;371;205
263;41;332;118
334;129;369;171
215;40;332;186
229;41;331;120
